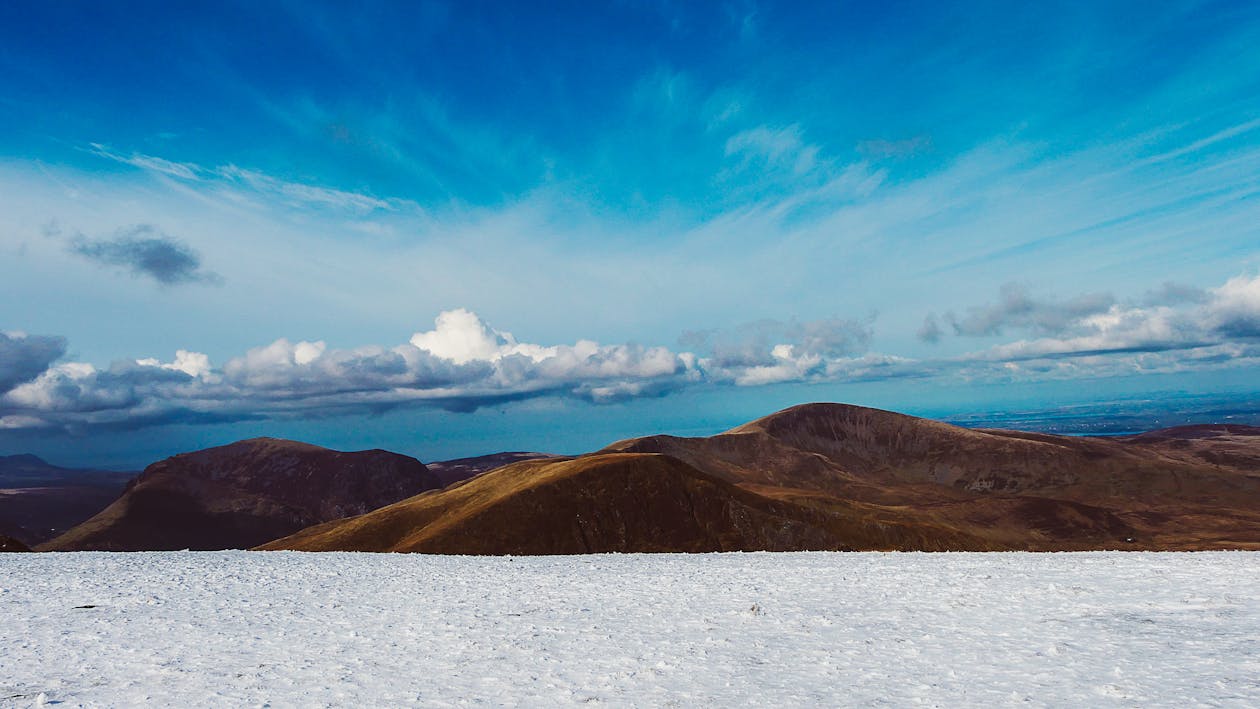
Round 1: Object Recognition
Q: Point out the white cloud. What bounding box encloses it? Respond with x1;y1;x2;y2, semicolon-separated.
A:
409;308;517;364
88;144;203;180
88;145;410;214
964;274;1260;367
4;272;1260;433
136;350;212;377
1211;273;1260;337
725;125;815;173
0;310;703;432
216;165;399;213
0;332;66;393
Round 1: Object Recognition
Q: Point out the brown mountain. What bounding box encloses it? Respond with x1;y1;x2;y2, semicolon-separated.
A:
41;403;1260;554
601;403;1260;550
262;403;1260;554
0;454;135;546
40;438;443;551
260;453;994;553
0;534;30;552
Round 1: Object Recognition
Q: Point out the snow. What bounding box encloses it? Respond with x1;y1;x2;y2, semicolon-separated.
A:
3;552;1259;707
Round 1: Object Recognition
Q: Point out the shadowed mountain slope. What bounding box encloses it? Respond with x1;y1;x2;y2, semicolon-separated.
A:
0;454;135;546
0;534;30;552
40;438;443;551
260;453;995;553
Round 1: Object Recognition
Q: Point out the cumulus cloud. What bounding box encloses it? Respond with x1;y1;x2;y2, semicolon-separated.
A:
682;316;876;385
5;276;1260;433
68;225;222;285
0;332;67;394
0;310;699;432
1210;274;1260;338
940;283;1115;338
961;274;1260;366
0;309;893;432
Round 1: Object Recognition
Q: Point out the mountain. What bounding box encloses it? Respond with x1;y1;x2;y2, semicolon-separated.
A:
0;454;135;546
36;403;1260;554
259;453;994;553
601;403;1260;550
40;438;444;551
426;451;560;487
0;534;30;552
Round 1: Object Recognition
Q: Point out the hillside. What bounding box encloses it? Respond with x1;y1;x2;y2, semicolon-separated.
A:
31;403;1260;553
0;454;135;546
260;453;994;553
40;438;443;551
426;451;561;487
602;403;1260;550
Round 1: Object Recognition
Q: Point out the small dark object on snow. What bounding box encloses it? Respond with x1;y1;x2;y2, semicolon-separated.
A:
73;605;97;609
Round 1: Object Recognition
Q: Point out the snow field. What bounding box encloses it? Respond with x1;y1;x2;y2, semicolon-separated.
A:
2;551;1259;707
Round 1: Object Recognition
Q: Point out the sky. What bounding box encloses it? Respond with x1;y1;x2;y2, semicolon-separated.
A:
2;1;1260;468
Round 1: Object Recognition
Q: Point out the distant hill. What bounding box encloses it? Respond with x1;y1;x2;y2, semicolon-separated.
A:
426;451;561;487
0;454;135;546
40;438;444;551
260;453;994;553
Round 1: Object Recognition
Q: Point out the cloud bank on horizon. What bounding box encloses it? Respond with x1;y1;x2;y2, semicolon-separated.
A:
2;2;1259;448
3;272;1259;433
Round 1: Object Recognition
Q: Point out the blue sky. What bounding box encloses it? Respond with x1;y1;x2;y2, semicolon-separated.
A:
2;1;1260;467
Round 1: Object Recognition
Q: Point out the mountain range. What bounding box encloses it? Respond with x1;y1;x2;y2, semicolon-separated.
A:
13;403;1260;553
0;454;134;546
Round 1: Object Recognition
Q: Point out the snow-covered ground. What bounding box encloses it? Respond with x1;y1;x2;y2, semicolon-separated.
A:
3;552;1259;707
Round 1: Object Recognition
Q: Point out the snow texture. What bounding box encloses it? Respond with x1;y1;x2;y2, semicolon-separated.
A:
2;551;1259;707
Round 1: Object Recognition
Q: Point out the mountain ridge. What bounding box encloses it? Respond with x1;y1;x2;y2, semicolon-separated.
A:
31;402;1260;553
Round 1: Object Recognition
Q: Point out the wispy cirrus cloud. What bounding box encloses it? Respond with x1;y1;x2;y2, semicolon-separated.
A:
87;143;203;180
87;143;416;215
